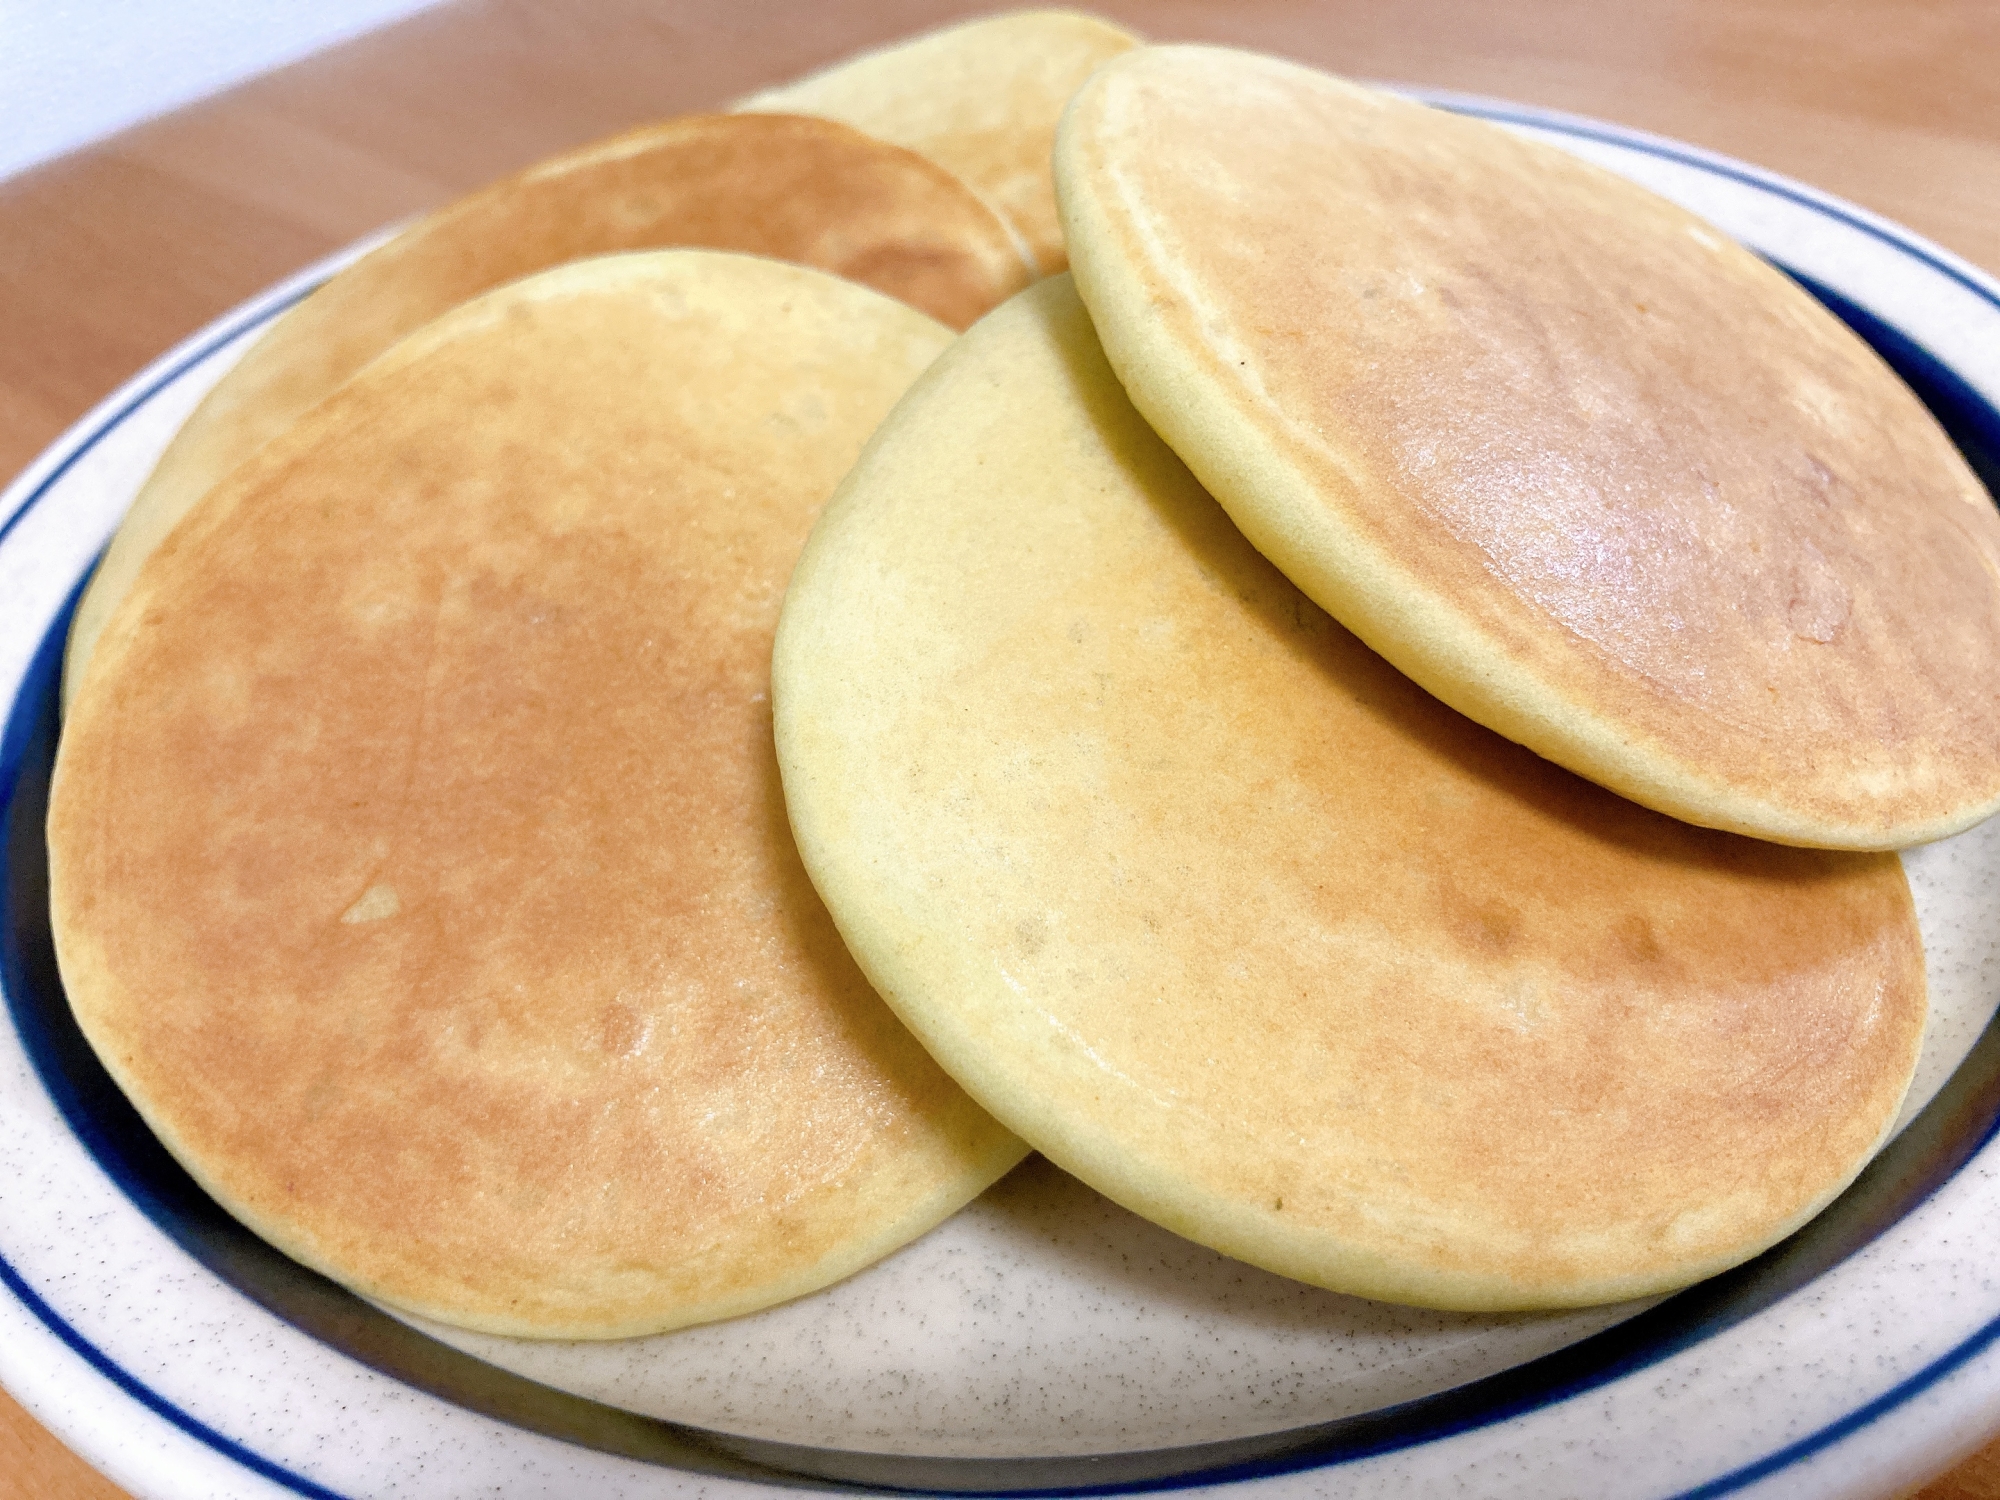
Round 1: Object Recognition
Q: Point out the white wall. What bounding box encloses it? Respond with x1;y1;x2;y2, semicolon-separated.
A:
0;0;448;181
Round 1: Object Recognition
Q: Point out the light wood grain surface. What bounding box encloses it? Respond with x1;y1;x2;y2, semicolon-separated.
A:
2;2;1996;1496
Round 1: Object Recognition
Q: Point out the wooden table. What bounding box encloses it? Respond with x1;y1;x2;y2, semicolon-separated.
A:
2;1;1996;1495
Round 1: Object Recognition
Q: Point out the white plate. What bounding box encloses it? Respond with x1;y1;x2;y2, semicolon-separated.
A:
4;96;2000;1500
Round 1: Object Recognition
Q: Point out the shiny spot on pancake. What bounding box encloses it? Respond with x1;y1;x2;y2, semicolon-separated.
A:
340;883;401;924
598;1001;652;1059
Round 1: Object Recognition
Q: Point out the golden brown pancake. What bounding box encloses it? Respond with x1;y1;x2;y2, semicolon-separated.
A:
737;9;1140;274
61;111;1033;711
1056;46;2000;850
773;277;1927;1311
49;251;1027;1339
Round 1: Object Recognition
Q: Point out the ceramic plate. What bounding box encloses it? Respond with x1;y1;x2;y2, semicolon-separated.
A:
3;96;2000;1500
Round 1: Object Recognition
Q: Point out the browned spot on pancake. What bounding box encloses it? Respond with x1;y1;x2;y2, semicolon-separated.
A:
1437;880;1523;957
1617;914;1663;964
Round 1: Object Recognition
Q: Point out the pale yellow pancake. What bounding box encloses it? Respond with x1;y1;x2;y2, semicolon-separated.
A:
737;9;1140;273
61;111;1033;711
49;252;1026;1339
1056;46;2000;851
772;277;1927;1311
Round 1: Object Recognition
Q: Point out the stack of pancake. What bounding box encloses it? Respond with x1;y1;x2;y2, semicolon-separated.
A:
48;15;2000;1341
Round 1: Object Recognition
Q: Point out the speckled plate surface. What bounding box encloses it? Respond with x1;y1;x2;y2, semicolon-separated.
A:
3;98;2000;1500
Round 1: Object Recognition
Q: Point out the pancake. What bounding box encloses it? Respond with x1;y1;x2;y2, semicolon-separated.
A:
772;276;1928;1311
737;10;1140;274
48;251;1027;1339
1055;45;2000;851
61;110;1033;711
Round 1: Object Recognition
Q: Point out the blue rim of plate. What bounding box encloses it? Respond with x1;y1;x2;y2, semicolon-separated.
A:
2;101;1999;1500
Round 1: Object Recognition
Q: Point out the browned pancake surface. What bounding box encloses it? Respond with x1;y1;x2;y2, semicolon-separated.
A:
62;111;1033;708
1057;47;2000;848
773;277;1927;1308
50;252;1024;1338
